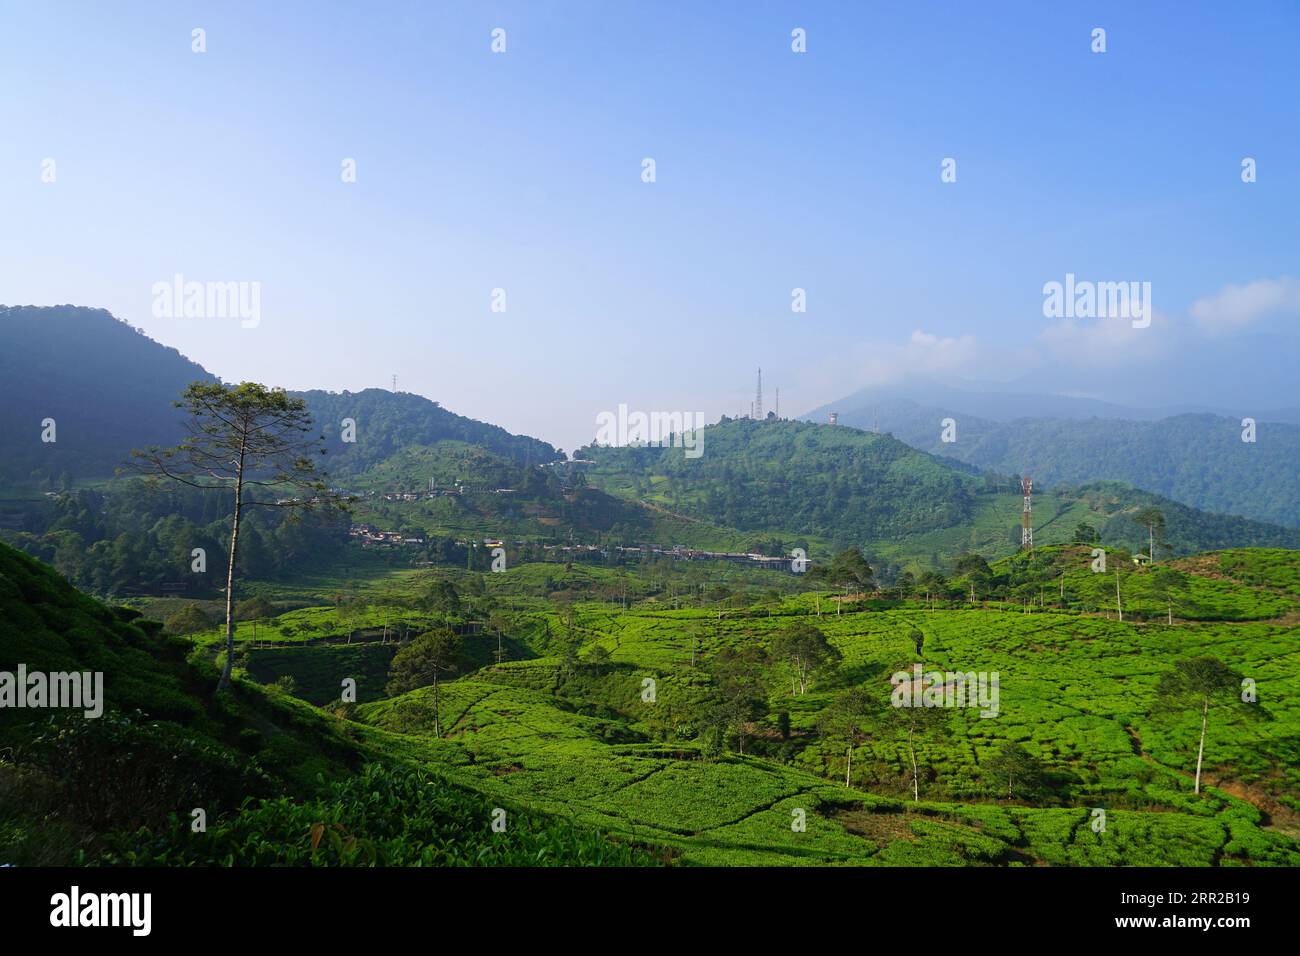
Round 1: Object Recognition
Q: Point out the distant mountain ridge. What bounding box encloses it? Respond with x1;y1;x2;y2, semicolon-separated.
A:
0;306;749;560
5;305;1298;571
0;305;555;488
805;379;1300;425
804;382;1300;527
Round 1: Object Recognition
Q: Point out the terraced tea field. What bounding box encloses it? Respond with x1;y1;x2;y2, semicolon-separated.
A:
334;550;1300;865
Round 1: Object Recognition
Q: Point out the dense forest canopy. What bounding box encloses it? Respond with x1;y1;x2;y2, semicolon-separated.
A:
579;418;992;547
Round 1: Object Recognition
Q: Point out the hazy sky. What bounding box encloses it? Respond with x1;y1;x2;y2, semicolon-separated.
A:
3;1;1298;450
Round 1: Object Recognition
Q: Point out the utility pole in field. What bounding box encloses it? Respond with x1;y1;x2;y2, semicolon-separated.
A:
1021;476;1034;552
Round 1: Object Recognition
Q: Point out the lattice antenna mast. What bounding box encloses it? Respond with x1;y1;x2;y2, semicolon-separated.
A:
1021;476;1034;551
392;374;398;393
755;367;764;420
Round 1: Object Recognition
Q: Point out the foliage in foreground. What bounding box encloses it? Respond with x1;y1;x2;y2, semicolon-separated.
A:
100;763;661;867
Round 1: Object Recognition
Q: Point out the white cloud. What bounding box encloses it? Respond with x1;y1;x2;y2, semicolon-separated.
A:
1189;276;1300;334
1037;309;1172;367
795;328;981;405
858;329;980;384
810;275;1296;406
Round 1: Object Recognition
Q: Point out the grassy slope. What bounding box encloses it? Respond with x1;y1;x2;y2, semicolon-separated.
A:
0;542;658;866
982;545;1297;621
9;536;1298;867
348;551;1300;865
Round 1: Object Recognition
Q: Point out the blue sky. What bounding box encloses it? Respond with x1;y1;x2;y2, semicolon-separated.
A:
2;1;1297;450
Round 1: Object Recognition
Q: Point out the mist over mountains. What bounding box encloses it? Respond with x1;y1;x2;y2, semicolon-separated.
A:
4;305;1296;564
804;379;1300;528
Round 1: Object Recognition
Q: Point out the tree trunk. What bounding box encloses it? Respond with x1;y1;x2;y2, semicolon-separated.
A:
1115;569;1123;622
216;442;247;693
908;726;919;801
1149;525;1155;566
1194;697;1209;795
433;670;441;736
1168;601;1173;626
846;745;852;787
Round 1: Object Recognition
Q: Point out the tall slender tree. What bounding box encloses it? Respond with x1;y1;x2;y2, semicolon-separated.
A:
1150;566;1183;624
386;627;465;735
1154;656;1244;795
770;621;841;695
985;741;1045;799
703;647;769;755
817;687;881;787
884;684;945;801
133;381;345;691
1133;507;1166;564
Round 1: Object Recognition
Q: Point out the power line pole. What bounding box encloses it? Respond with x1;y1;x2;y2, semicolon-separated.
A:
1021;476;1034;552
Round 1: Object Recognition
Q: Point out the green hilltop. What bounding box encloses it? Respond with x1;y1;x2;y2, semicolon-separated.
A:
579;417;1300;567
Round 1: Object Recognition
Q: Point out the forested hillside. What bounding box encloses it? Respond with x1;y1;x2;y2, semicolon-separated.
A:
0;305;213;488
579;418;1300;562
1;482;351;598
580;417;989;543
303;389;558;474
0;306;557;490
807;391;1300;527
